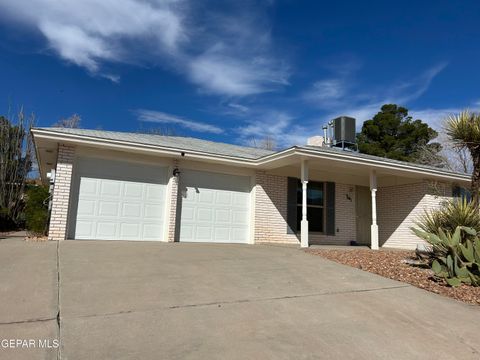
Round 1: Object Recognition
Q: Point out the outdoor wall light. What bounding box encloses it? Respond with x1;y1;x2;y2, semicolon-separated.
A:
173;168;180;177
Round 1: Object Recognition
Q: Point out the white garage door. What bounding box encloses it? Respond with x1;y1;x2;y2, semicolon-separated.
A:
178;170;251;243
71;158;168;241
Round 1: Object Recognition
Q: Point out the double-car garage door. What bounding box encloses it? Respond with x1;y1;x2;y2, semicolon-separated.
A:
70;158;251;243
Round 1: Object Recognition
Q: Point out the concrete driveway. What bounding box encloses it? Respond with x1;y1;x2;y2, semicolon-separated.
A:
1;238;479;359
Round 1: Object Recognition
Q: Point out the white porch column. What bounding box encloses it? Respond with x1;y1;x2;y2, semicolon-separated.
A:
300;160;309;248
370;169;379;250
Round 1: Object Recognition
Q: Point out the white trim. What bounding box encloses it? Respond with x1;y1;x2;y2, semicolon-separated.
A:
249;174;256;245
300;160;309;248
370;170;379;250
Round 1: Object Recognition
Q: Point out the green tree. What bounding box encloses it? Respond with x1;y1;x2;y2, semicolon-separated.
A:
357;104;443;165
445;110;480;205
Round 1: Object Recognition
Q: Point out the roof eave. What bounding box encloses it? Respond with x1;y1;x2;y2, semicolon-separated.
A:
32;128;471;184
31;128;260;167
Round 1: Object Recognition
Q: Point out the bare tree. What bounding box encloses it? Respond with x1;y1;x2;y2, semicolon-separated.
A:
413;140;448;168
53;113;81;128
0;109;34;229
436;131;473;174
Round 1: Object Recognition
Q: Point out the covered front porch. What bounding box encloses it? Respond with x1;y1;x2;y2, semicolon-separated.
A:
255;147;467;249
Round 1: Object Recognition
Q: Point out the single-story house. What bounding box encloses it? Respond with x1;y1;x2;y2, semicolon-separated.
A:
32;127;470;249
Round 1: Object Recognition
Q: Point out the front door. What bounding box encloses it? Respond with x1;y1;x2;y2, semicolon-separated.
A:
355;186;372;245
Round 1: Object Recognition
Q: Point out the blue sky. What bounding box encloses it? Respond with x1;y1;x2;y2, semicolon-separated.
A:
0;0;479;147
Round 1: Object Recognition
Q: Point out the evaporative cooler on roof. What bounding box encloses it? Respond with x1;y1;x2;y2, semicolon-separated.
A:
332;116;356;149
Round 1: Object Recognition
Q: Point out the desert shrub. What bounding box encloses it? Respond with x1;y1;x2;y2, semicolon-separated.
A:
415;198;480;241
412;226;480;287
24;185;50;236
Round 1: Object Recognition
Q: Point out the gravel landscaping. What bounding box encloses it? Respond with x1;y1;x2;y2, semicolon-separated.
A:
307;248;480;305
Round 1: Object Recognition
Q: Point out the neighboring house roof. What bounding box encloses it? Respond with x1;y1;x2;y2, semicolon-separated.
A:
36;127;274;160
32;127;470;184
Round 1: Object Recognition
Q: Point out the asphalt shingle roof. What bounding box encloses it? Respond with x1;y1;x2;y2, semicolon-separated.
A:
36;127;469;178
37;127;275;160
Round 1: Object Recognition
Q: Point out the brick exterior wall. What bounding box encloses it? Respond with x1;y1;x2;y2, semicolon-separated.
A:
254;171;356;245
167;173;179;242
377;181;453;249
48;144;75;241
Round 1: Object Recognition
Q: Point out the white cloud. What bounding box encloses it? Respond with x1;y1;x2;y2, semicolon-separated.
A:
410;104;480;131
135;109;223;134
304;79;348;103
235;111;309;147
0;0;288;95
0;0;185;74
189;50;288;96
227;103;249;113
305;63;450;129
392;62;448;104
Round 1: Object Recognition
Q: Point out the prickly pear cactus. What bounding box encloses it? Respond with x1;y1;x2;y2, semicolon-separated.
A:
412;226;480;287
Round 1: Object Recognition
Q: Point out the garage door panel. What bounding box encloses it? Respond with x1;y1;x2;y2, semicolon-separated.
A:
216;191;232;205
215;209;230;223
73;158;167;241
146;184;164;200
143;224;163;240
181;205;195;221
233;192;249;205
232;210;248;224
98;201;119;217
144;204;164;219
179;170;251;244
197;207;213;221
100;180;122;197
77;200;96;216
231;227;248;242
179;225;193;241
96;222;117;238
196;226;213;240
79;178;98;195
120;223;140;238
198;189;214;204
122;203;141;217
124;183;143;198
75;221;94;238
214;227;229;241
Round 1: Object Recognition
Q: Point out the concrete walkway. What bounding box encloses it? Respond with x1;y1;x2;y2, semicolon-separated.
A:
1;238;479;359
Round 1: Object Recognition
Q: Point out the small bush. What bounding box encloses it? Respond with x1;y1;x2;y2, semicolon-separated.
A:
415;198;480;241
24;185;50;236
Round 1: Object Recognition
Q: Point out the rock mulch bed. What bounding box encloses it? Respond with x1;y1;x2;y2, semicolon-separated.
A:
307;248;480;306
25;235;48;242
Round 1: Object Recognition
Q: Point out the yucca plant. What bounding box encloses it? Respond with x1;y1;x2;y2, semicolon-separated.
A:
445;111;480;205
415;198;480;241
